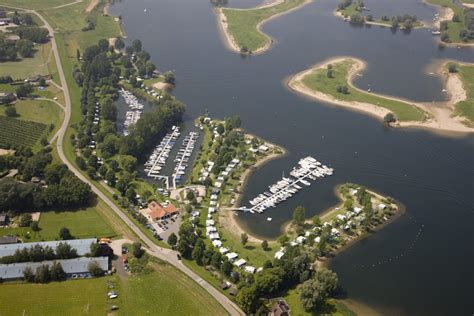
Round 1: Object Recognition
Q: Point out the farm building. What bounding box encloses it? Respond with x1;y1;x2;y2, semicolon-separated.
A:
0;257;109;280
0;238;97;258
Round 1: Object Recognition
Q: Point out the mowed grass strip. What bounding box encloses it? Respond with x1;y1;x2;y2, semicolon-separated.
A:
300;60;427;122
117;263;229;316
0;116;46;147
222;0;307;52
453;63;474;124
0;278;108;316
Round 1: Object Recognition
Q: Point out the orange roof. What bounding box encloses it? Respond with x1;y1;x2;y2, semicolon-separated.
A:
147;201;177;220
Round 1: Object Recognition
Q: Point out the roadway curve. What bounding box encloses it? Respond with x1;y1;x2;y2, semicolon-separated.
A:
3;5;243;315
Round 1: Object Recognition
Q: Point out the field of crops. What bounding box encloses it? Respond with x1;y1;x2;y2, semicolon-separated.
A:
0;117;46;148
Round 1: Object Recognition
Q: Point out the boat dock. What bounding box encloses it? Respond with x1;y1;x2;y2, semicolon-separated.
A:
247;156;333;213
144;126;180;178
120;87;144;136
171;131;199;188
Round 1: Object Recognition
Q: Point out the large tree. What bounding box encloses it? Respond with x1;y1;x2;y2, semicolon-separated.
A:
299;268;338;312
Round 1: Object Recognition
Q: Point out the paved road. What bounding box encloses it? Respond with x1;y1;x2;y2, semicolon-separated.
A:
3;5;243;316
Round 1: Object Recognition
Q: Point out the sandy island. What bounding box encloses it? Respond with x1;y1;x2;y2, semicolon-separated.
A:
218;134;288;243
287;56;474;135
215;0;312;55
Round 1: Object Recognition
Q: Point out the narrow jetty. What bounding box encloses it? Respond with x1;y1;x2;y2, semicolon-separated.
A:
246;156;334;213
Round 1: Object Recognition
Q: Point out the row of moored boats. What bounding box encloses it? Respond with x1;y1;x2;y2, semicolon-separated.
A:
172;131;200;185
120;88;144;136
144;126;180;177
248;156;333;213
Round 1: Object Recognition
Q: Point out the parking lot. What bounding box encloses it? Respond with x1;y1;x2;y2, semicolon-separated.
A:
151;214;182;241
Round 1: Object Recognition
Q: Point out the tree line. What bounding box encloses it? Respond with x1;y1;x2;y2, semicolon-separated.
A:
0;243;78;264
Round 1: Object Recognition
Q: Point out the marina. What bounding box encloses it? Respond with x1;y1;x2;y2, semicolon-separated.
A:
144;126;180;178
172;131;200;188
119;87;145;136
246;156;333;213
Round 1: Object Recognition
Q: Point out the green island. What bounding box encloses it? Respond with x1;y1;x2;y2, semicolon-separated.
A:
449;62;474;125
288;57;428;123
217;0;310;54
425;0;474;44
335;0;424;30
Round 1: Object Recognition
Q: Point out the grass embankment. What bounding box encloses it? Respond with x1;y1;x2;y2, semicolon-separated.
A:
425;0;473;43
0;205;117;242
298;59;427;122
452;63;474;124
221;0;308;52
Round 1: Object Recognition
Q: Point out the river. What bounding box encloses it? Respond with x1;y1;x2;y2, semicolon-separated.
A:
109;0;474;314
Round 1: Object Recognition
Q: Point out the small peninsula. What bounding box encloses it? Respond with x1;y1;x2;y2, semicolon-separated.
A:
335;0;424;30
425;0;474;45
216;0;312;54
287;57;474;133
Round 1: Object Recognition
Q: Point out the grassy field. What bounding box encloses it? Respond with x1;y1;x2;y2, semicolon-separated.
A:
0;42;55;80
0;205;117;242
453;63;474;125
299;59;427;122
222;0;307;52
115;262;228;316
0;0;74;10
0;277;109;316
425;0;473;43
284;287;356;316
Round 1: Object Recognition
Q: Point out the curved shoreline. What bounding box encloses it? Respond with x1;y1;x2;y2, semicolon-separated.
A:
215;0;312;55
219;134;288;243
286;56;474;134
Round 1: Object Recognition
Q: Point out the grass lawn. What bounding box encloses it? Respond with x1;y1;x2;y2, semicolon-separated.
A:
222;0;307;52
0;205;117;242
0;42;55;80
116;262;228;316
284;287;356;316
0;277;109;316
453;63;474;125
300;59;427;122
